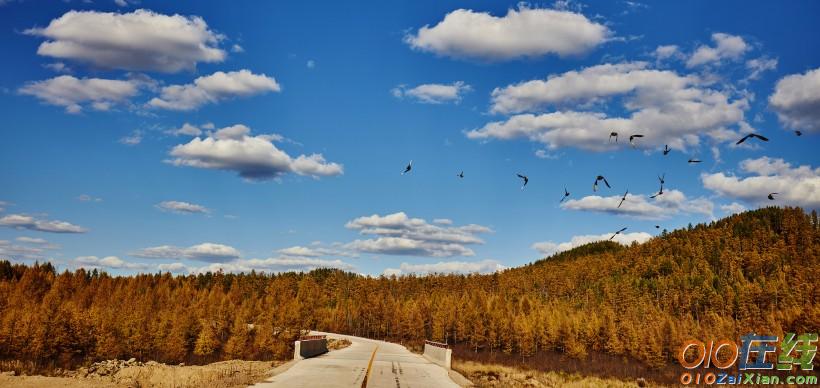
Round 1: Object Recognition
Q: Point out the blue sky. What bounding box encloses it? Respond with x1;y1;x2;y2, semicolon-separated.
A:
1;0;818;276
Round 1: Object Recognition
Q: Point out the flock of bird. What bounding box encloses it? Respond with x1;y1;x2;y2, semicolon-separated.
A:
401;131;787;242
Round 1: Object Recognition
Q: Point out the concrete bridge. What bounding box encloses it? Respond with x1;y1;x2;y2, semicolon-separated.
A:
250;331;465;388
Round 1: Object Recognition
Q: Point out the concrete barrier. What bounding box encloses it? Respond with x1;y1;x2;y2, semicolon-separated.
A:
423;341;452;370
293;337;328;360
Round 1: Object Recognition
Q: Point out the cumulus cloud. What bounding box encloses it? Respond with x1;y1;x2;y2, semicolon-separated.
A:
148;69;280;110
344;212;492;257
720;202;747;215
0;214;87;233
131;242;240;262
769;67;820;132
532;231;652;256
653;45;682;61
167;124;343;180
391;81;471;104
157;262;188;273
469;62;748;151
702;157;820;208
686;33;748;68
382;259;505;276
167;123;203;136
560;189;714;220
76;255;148;270
156;200;210;214
190;257;355;274
25;9;226;73
19;75;139;113
404;6;609;61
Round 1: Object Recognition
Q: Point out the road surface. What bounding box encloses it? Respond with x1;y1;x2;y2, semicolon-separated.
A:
250;331;461;388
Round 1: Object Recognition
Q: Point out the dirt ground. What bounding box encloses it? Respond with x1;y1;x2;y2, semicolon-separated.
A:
0;338;353;388
0;360;279;388
452;360;652;388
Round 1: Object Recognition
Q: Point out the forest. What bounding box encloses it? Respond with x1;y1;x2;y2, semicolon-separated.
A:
0;206;817;372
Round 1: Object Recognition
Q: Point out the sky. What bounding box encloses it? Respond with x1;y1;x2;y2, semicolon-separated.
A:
1;0;818;276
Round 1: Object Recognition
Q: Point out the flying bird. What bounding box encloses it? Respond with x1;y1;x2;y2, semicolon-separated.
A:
617;189;629;208
610;227;628;240
768;192;778;200
795;130;802;136
458;171;464;178
688;158;702;164
593;175;611;192
663;145;671;155
650;173;665;198
560;187;570;203
402;160;412;175
609;132;619;143
736;133;769;145
517;173;529;190
629;134;644;148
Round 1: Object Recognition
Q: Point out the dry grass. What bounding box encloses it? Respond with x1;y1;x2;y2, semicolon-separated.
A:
0;360;280;388
452;359;652;388
327;338;352;351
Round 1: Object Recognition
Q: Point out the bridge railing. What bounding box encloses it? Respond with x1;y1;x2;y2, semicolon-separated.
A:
300;334;327;341
424;339;449;349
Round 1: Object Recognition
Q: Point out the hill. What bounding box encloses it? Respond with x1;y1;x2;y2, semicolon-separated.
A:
0;207;817;377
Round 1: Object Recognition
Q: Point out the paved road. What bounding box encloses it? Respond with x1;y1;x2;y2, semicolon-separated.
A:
251;331;461;388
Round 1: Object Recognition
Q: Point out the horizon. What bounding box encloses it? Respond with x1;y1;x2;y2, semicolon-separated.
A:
1;0;819;278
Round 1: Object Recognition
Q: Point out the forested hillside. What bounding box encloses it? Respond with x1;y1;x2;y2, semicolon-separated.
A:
0;207;817;372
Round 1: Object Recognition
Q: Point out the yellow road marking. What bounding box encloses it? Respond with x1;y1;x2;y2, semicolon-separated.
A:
361;345;379;388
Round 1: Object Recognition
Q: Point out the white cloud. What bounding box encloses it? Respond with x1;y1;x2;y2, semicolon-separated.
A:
157;262;187;273
0;201;7;212
25;9;225;73
77;194;102;202
75;255;148;270
168;124;343;180
745;56;777;81
769;67;820;132
43;62;71;73
19;75;139;113
231;44;244;53
306;59;315;69
720;202;747;215
277;244;357;258
167;123;203;136
0;214;87;233
16;236;48;244
404;6;609;61
686;33;748;68
392;81;471;104
382;259;505;276
156;200;210;214
131;242;240;262
532;231;652;256
702;157;820;208
119;130;142;145
470;62;748;151
190;257;355;274
653;45;681;61
344;212;492;257
0;237;59;260
560;189;714;220
149;69;280;110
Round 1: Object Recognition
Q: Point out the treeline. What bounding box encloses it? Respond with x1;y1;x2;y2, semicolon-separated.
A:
0;207;817;371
